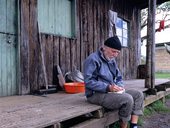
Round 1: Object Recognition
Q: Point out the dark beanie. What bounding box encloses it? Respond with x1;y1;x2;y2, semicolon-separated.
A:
104;36;121;50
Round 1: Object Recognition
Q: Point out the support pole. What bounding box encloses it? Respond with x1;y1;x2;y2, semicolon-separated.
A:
145;0;156;89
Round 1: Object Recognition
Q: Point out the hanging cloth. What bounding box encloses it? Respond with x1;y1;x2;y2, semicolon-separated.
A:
157;20;165;32
108;10;117;37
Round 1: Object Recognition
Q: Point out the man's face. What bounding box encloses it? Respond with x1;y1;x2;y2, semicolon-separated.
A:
103;46;120;60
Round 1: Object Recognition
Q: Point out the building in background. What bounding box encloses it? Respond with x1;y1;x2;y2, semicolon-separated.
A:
155;42;170;72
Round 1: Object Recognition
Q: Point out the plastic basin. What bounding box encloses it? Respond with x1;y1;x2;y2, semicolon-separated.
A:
64;82;85;94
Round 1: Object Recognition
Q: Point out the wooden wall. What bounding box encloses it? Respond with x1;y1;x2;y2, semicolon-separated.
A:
155;47;170;72
20;0;141;94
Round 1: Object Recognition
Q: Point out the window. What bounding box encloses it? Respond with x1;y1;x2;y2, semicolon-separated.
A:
116;17;129;47
38;0;76;38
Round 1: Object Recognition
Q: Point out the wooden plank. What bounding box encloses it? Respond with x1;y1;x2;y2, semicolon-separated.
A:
87;0;93;55
129;8;137;79
72;119;105;128
72;111;119;128
59;37;66;74
65;39;71;72
81;0;87;71
38;34;48;88
76;0;81;70
104;0;109;39
46;35;54;85
86;0;90;57
93;0;97;51
144;88;170;107
70;39;77;71
102;0;107;40
96;0;101;48
29;0;39;91
125;49;130;79
53;36;60;66
40;33;48;88
99;0;104;46
20;0;30;94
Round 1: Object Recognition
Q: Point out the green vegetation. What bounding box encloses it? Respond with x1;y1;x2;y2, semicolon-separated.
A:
155;72;170;79
110;95;170;128
166;94;170;100
139;96;170;126
143;100;170;116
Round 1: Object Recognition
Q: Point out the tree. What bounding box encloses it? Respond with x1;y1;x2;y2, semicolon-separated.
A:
141;1;170;42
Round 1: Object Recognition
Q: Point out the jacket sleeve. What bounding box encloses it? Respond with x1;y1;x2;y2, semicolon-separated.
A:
84;58;109;93
115;68;124;87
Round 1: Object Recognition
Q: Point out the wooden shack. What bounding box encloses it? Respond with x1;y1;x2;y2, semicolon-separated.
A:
155;42;170;72
0;0;169;96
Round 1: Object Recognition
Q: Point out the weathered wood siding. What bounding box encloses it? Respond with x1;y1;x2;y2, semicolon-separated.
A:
20;0;141;94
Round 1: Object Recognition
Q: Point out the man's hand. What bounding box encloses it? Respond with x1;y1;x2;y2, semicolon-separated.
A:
109;84;124;92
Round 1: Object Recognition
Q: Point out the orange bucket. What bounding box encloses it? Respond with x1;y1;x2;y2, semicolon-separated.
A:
64;82;85;94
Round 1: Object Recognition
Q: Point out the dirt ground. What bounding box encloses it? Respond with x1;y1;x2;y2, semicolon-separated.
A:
139;98;170;128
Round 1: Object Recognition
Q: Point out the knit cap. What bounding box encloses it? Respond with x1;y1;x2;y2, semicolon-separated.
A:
104;36;122;50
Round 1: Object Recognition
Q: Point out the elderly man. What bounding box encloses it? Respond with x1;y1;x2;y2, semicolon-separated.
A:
83;36;144;128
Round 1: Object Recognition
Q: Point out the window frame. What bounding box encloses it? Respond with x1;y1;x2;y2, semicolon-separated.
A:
116;17;129;47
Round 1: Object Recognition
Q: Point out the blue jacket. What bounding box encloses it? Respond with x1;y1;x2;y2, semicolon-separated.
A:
83;48;123;97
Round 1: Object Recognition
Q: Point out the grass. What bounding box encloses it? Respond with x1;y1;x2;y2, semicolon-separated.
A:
166;94;170;99
110;95;170;128
138;96;170;126
143;100;170;116
155;72;170;79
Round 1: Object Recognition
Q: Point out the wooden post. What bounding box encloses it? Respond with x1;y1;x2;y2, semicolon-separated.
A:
161;96;165;104
145;0;156;89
